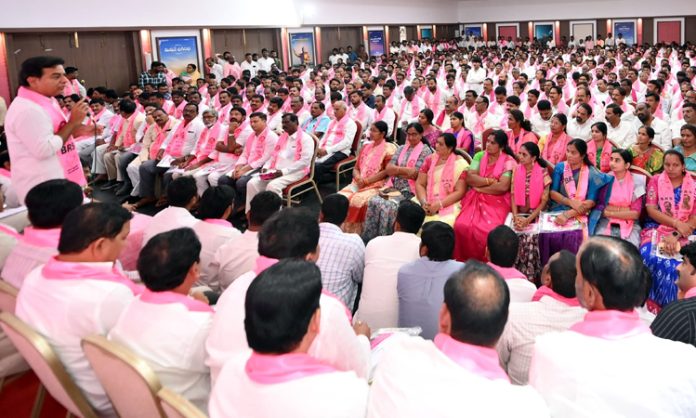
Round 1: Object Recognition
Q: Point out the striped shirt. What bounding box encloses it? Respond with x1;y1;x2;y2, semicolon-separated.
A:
651;297;696;347
316;222;365;309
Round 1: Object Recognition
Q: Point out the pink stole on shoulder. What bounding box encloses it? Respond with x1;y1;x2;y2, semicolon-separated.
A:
479;152;509;180
245;352;337;384
507;128;533;154
426;153;458;216
149;120;173;160
563;163;589;201
434;333;509;381
541;132;569;165
21;227;61;248
269;130;306;173
0;168;11;179
513;162;544;209
587;139;612;172
385;142;424;193
253;255;279;275
423;88;442;113
398;98;421;121
117;113;138;148
139;289;213;313
358;140;387;179
165;120;191;158
351;102;369;125
605;172;635;238
446;128;473;153
194;123;221;160
531;285;580;306
244;128;270;166
41;257;143;295
16;87;86;186
657;171;696;230
319;115;349;148
570;310;649;340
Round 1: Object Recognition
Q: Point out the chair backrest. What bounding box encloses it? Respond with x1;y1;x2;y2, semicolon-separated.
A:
351;121;363;155
629;165;652;179
307;133;319;179
0;312;98;418
0;280;19;313
158;388;207;418
82;335;164;418
459;150;473;164
607;138;621;150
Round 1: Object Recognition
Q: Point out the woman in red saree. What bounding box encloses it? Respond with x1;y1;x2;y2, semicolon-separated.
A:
454;129;516;261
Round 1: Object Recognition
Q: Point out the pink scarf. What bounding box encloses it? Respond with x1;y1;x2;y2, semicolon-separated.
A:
139;289;213;313
531;285;580;306
244;128;270;166
204;218;232;227
16;87;86;186
319;115;349;148
570;310;649;340
563;163;589;201
117;113;138;148
657;171;696;224
507;129;533;154
41;257;143;295
587;140;612;173
21;227;61;248
174;101;187;119
423;88;442;113
268;130;305;173
436;110;448;127
446;128;473;154
472;111;487;136
398;98;421;122
194;123;222;160
426;153;458;216
374;106;390;124
253;255;278;275
385;142;425;193
0;168;10;179
479;152;509;179
513;162;544;209
541;132;569;165
358;140;387;179
605;172;635;239
245;352;336;384
434;333;509;381
165;120;191;157
683;287;696;300
351;102;369;125
149;120;174;160
218;103;232;123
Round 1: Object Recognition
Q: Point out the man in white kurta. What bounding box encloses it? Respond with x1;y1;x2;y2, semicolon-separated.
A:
209;258;368;418
141;176;199;246
108;228;213;412
633;102;672;150
15;203;141;417
530;237;696;417
313;101;357;184
368;261;549;418
605;104;637;148
355;201;425;330
205;209;370;384
245;113;313;212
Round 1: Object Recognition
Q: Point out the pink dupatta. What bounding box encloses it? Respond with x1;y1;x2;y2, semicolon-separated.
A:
605;172;635;238
426;153;459;216
357;140;387;179
164;120;191;157
541;132;569;165
385;142;424;193
41;257;143;295
245;352;336;384
268;130;306;173
513;162;544;209
244;128;270;166
587;140;612;173
319;115;349;148
657;171;696;226
531;285;581;306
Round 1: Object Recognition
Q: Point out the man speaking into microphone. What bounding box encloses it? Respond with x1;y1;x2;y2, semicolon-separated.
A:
5;56;94;204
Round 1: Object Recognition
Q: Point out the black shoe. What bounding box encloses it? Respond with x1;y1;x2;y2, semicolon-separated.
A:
100;180;120;191
115;184;133;196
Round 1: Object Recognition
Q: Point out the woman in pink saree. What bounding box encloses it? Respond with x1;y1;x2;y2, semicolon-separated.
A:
454;129;517;261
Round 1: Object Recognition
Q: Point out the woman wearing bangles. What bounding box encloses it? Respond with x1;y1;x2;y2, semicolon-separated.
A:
640;150;696;311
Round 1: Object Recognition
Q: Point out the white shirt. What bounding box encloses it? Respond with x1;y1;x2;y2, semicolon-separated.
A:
633;117;672;150
108;294;213;412
160;118;206;157
210;351;368;418
142;206;199;247
205;269;370;384
16;262;136;416
240;60;259;78
209;123;253;165
374;107;396;137
4;97;67;204
566;118;593;141
256;57;275;73
466;67;487;94
1;228;60;289
317;117;357;163
355;231;421;330
396;97;427;126
317;223;365;309
530;317;696;417
497;296;586;385
368;335;550;418
266;111;283;134
210;230;259;291
261;131;313;176
208;63;224;82
606;120;637;149
192;220;241;292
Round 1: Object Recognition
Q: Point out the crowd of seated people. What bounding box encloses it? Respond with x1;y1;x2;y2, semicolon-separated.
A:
1;34;696;416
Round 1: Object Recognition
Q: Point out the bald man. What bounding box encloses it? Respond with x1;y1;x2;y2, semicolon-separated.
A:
313;100;357;184
368;261;549;417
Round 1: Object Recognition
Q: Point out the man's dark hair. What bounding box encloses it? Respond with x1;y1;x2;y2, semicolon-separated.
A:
138;228;201;292
579;236;649;310
19;56;65;87
248;192;282;227
549;250;577;298
536;99;552;111
58;203;133;254
250;111;267;121
444;260;510;347
245;259;322;353
487;225;519;267
198;186;235;220
25;179;83;229
119;99;137;114
167;177;197;208
320;194;349;226
258;208;319;259
396;200;426;234
420;221;455;262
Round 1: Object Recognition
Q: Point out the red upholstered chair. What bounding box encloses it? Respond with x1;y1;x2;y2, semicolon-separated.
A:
333;121;363;191
282;134;323;207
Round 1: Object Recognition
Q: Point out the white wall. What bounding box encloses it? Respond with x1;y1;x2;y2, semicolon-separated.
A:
0;0;457;29
458;0;695;22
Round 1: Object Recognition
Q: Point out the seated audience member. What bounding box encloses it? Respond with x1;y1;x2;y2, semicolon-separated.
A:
192;186;241;291
356;200;426;330
0;151;19;209
497;250;585;385
651;242;696;347
16;203;140;416
209;259;368;418
2;179;83;288
317;194;365;310
206;208;370;384
674;124;696;172
398;221;464;339
418;109;443;147
630;126;663;175
338;121;397;234
530;236;696;416
486;225;536;302
539;113;570;165
141;176;199;246
219;112;278;212
369;261;549;417
244;113;313;212
211;191;281;291
313;101;358;184
586;122;614;173
109;228;213;412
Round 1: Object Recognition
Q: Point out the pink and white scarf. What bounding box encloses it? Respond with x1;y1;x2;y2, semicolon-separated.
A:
513;162;544;209
605;172;635;238
426;153;458;216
